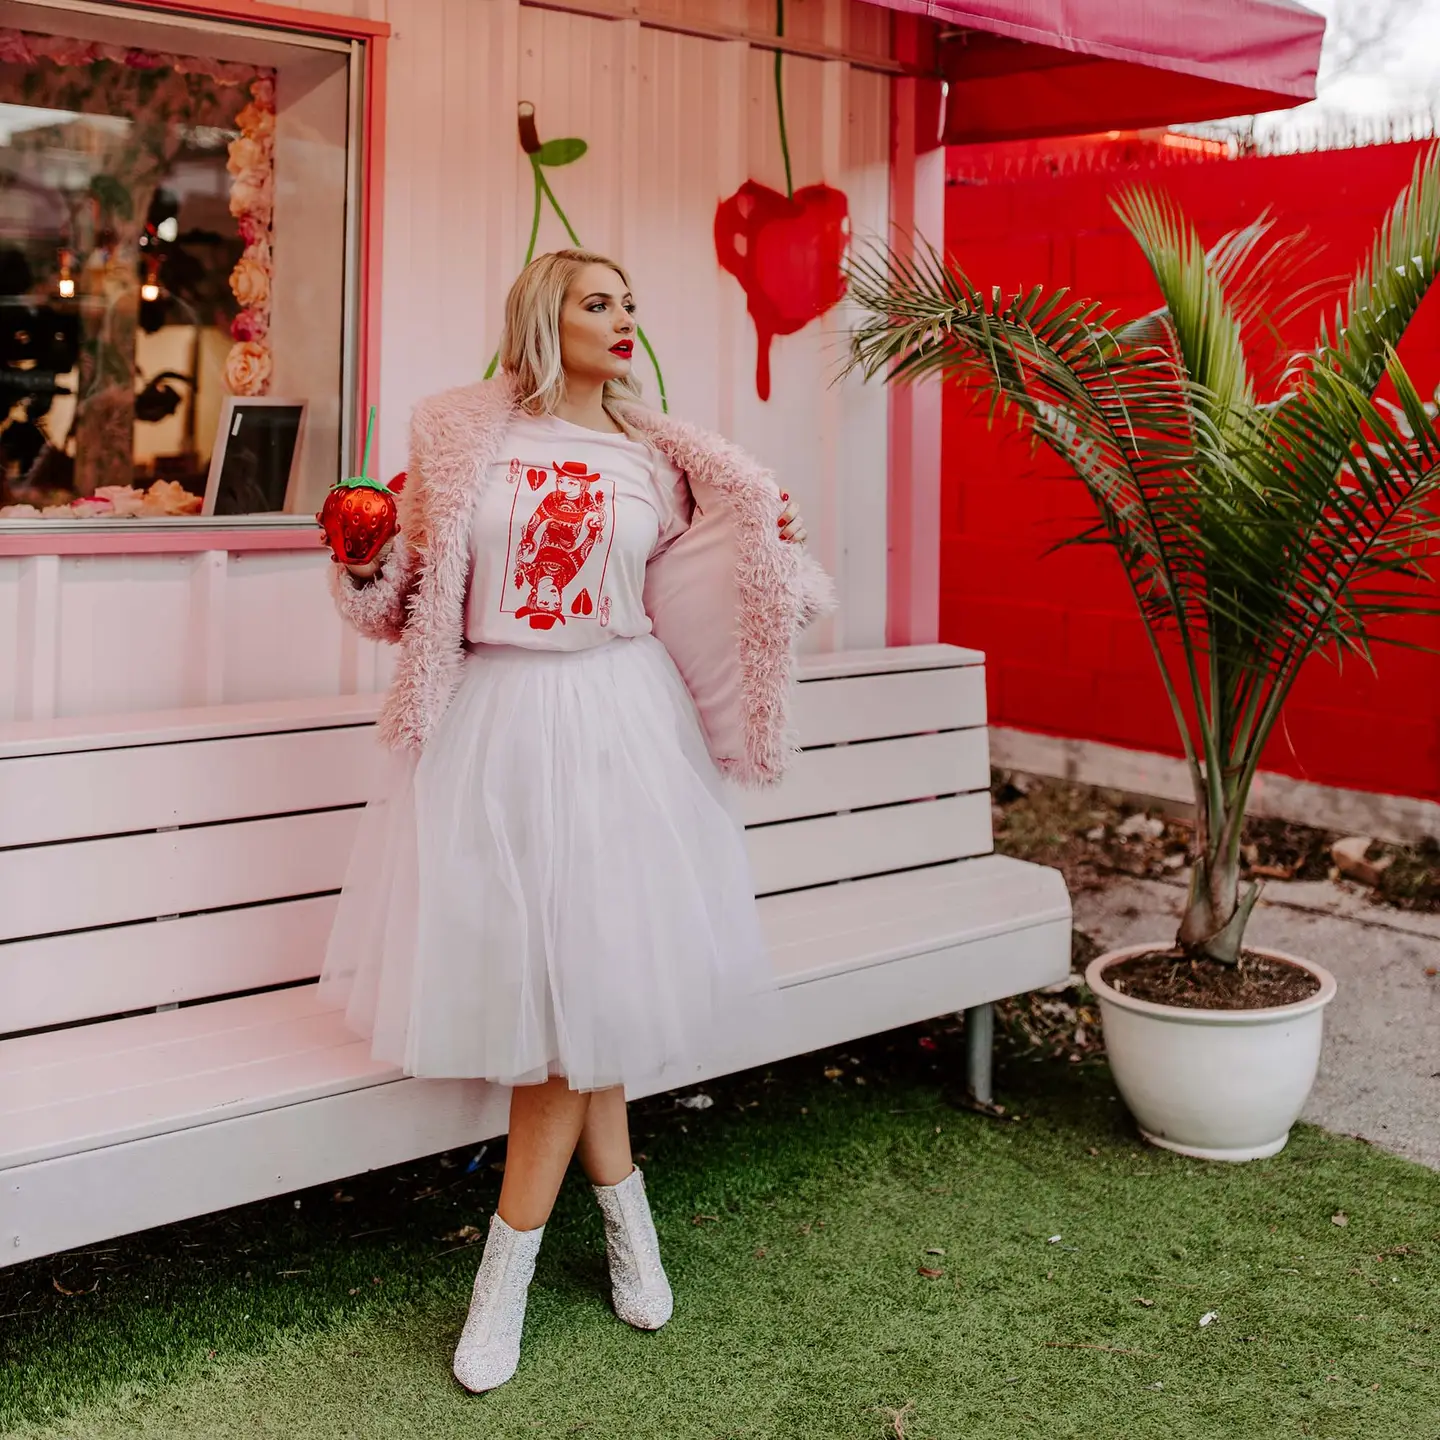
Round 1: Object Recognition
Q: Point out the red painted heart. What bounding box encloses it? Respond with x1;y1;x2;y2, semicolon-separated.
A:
715;180;849;401
571;588;593;616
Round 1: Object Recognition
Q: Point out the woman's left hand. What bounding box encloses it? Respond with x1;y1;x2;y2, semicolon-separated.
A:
777;492;807;545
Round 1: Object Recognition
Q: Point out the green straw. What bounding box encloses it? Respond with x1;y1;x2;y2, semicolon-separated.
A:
359;405;376;481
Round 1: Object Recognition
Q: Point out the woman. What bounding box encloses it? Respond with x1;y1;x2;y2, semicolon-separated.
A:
319;249;830;1394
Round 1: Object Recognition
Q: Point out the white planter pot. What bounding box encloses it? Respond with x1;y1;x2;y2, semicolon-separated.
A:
1086;943;1338;1162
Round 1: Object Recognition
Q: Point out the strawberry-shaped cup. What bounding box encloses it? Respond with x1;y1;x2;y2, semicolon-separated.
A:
317;407;398;567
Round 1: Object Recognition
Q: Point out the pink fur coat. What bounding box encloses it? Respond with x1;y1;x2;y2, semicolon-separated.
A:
330;376;835;786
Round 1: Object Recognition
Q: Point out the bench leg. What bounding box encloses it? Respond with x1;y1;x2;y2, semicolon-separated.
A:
964;1002;994;1106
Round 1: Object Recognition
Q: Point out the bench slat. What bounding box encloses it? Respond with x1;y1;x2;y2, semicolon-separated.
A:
0;647;983;761
790;666;985;746
0;810;361;942
748;794;990;895
0;723;986;854
0;896;336;1037
0;726;380;848
738;729;986;827
7;1000;366;1108
762;856;1071;982
4;1035;391;1172
0;985;338;1075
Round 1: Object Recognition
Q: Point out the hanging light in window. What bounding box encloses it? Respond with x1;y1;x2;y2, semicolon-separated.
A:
56;248;75;299
140;256;162;303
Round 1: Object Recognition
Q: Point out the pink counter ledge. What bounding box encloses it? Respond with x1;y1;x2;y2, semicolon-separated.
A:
0;524;331;558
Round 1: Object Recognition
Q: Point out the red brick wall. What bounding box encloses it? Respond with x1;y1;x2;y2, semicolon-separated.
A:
942;140;1440;802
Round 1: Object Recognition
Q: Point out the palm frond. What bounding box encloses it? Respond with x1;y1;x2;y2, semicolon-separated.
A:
847;239;1212;638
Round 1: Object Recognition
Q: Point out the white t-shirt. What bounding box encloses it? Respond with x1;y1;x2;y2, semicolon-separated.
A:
464;413;691;651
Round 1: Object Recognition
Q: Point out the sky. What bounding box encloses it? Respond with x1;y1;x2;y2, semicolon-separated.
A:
1255;0;1440;139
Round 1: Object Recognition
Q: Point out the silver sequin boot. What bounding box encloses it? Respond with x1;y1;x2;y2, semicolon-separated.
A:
452;1211;545;1393
591;1164;674;1330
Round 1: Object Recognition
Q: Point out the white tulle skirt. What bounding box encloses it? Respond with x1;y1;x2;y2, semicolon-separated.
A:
318;633;782;1092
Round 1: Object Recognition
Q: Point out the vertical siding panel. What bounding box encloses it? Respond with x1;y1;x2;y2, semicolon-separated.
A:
712;39;749;439
615;19;643;268
482;0;521;384
438;0;471;380
377;0;418;480
16;556;59;722
837;63;891;648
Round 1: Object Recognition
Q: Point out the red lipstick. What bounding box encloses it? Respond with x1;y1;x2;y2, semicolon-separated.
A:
610;340;633;358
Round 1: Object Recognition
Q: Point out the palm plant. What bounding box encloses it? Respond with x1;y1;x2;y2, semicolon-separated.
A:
847;147;1440;967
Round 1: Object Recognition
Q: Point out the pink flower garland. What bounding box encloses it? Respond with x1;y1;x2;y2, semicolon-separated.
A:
0;31;280;399
225;76;277;396
0;26;260;82
0;30;279;519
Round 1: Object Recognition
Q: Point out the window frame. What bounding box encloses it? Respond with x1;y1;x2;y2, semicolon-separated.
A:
0;0;388;555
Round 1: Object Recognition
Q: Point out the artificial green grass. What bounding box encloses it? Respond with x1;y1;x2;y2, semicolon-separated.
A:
2;1021;1436;1440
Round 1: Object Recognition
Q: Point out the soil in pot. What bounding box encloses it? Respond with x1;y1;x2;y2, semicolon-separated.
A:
1106;951;1322;1010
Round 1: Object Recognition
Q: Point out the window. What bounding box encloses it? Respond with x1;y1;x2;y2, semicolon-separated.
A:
0;0;362;528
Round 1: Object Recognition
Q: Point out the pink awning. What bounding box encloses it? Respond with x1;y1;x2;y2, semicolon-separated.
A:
872;1;1326;144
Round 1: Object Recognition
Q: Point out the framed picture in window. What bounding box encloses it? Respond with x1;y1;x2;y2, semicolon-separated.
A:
202;397;309;517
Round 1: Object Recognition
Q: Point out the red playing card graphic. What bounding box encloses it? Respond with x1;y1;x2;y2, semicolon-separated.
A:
503;459;614;629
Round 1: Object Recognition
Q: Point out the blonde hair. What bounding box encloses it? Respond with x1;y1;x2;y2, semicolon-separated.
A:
498;249;645;424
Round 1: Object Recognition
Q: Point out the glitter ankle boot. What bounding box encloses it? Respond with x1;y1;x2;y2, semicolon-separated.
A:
591;1165;673;1330
452;1211;544;1392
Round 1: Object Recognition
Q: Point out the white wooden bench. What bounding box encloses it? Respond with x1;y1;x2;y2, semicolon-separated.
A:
0;644;1070;1267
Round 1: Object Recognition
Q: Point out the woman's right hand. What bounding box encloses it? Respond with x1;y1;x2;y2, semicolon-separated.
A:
344;538;393;582
317;528;392;583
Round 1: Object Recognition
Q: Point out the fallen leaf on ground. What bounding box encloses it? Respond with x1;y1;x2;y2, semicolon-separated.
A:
873;1400;917;1440
51;1277;98;1297
1199;1310;1219;1327
926;1247;946;1256
823;1066;843;1079
441;1225;483;1244
692;1213;720;1225
1332;1212;1349;1227
1134;1296;1155;1307
1047;1234;1063;1244
918;1267;944;1279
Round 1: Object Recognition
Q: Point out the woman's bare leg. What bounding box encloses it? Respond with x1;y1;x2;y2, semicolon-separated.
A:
496;1075;592;1231
575;1084;634;1187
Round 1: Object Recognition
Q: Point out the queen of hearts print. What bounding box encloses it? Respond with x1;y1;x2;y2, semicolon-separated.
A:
505;459;615;629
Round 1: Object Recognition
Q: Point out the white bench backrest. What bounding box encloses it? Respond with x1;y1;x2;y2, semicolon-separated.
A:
0;646;990;1037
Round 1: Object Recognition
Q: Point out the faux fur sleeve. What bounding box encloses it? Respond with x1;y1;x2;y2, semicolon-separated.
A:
790;543;838;630
327;528;419;645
